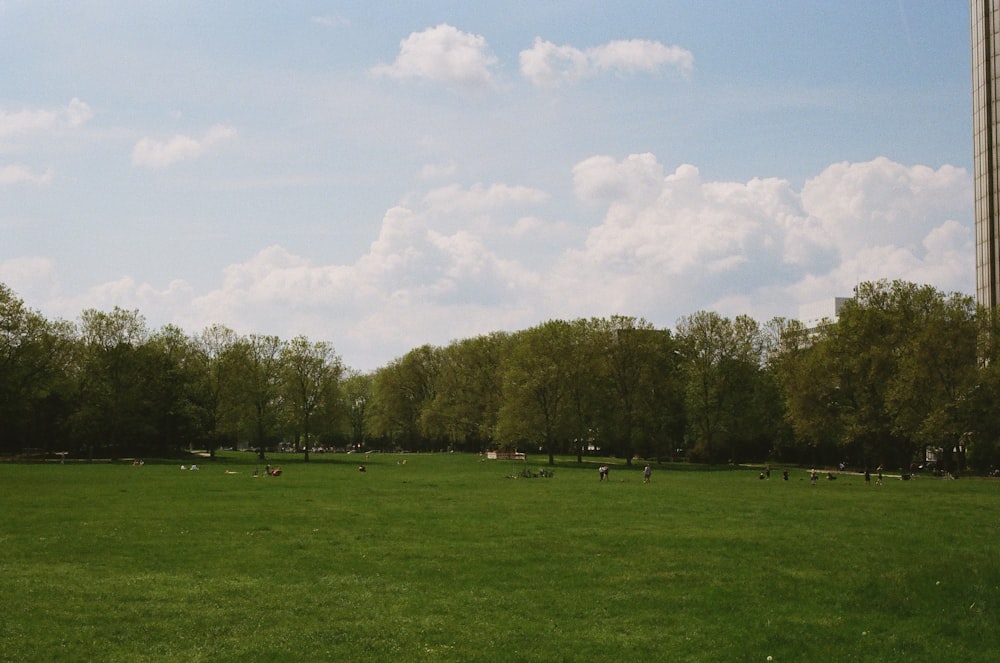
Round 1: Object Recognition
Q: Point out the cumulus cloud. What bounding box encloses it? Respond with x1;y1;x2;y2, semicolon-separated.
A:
131;124;237;169
572;153;666;204
0;98;93;139
800;157;970;255
15;155;971;371
556;153;971;324
370;24;498;88
520;37;693;87
171;182;554;364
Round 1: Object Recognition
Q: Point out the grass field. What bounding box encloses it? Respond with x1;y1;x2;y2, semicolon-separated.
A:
1;453;998;662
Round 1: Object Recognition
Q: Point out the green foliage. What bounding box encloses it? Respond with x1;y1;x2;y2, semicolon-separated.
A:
341;370;374;447
370;345;441;450
0;285;75;454
280;336;344;461
776;281;983;470
677;311;776;463
420;332;510;450
4;278;1000;471
496;320;580;463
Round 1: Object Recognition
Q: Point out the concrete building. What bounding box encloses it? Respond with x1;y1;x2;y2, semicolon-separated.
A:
973;0;1000;308
799;296;852;335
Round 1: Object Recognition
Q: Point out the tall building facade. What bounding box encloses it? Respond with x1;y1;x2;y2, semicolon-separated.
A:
973;0;1000;308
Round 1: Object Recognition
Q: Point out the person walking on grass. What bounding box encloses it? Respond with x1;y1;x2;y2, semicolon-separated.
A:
643;464;651;484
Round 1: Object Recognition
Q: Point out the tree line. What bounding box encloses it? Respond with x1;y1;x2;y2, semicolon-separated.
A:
3;280;1000;473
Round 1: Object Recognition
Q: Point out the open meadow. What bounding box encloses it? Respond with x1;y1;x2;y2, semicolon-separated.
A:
1;453;998;662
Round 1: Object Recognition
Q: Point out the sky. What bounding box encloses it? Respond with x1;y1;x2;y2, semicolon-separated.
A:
0;1;974;371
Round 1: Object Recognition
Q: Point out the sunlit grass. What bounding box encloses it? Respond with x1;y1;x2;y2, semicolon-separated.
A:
1;454;997;661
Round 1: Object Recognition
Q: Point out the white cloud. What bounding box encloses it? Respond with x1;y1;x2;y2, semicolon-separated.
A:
589;40;695;76
163;182;552;365
370;24;498;88
0;256;60;301
558;153;971;325
508;215;572;239
0;108;56;138
131;124;237;169
800;157;971;255
572;153;665;204
520;37;693;87
519;39;590;87
0;98;93;139
12;155;971;371
64;98;94;127
0;164;53;186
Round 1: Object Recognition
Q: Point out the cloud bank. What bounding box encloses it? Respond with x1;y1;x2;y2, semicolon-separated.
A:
3;154;972;371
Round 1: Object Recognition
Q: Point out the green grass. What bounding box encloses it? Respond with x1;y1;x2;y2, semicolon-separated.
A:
1;453;998;662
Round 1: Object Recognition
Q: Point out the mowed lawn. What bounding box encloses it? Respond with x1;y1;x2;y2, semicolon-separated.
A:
1;453;998;662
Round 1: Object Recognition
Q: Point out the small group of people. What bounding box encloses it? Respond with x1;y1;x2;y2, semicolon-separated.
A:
595;463;652;483
863;465;884;486
180;464;199;471
759;467;791;481
252;465;282;477
808;468;839;484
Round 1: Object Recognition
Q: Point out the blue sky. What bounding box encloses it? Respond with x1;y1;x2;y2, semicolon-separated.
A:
0;1;973;370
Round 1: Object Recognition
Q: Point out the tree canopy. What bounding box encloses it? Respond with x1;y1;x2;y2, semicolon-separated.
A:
2;279;998;473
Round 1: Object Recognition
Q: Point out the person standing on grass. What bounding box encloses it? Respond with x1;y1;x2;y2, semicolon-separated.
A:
864;469;870;485
599;465;609;481
643;464;651;484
